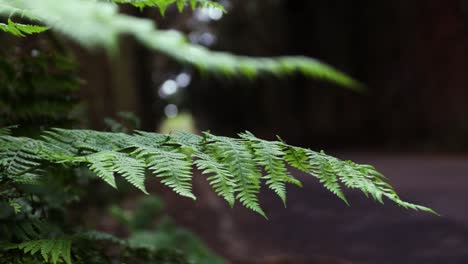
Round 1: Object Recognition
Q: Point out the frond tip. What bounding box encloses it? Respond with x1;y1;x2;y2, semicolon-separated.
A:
0;128;437;217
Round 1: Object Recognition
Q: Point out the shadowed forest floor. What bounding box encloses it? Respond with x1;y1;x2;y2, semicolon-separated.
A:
159;153;468;264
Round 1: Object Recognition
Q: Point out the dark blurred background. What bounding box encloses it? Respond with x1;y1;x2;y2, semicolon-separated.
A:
74;0;468;263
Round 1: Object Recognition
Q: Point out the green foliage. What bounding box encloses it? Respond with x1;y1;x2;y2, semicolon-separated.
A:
113;0;226;15
0;18;47;36
205;133;266;217
0;128;437;218
14;238;72;264
194;153;235;207
0;0;364;90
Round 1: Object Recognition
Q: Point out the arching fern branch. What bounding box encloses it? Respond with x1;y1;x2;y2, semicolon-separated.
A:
0;0;364;91
0;128;437;218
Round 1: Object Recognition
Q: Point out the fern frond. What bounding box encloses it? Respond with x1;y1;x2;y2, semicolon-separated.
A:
0;129;437;217
0;18;47;36
138;32;364;89
0;0;363;90
16;238;72;264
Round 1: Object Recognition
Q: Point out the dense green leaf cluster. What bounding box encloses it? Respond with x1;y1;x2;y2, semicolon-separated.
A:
0;0;364;90
0;128;436;218
0;190;221;263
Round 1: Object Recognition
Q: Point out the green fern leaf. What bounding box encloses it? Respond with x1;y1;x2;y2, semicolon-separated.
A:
114;0;176;14
0;128;437;217
133;144;195;199
194;153;236;206
176;0;185;12
189;0;197;9
0;18;47;37
17;238;72;264
207;133;266;218
113;0;225;13
112;154;147;193
240;132;302;206
283;146;310;173
307;150;349;205
86;151;147;193
86;151;117;188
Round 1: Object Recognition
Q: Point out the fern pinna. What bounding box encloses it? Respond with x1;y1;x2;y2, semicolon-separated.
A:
0;128;436;218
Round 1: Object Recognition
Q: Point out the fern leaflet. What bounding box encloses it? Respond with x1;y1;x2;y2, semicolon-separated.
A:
134;145;195;199
240;132;301;206
206;133;266;217
194;153;236;207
